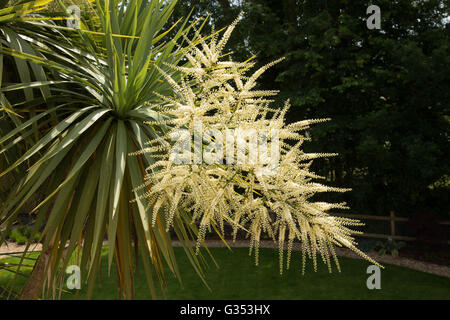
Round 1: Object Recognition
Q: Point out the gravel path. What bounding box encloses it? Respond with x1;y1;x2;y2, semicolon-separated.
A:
0;242;42;257
1;240;449;278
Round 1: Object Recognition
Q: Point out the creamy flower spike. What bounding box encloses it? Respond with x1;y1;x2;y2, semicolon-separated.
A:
133;15;381;273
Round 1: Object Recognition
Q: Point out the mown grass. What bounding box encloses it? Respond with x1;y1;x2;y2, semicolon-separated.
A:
1;247;449;299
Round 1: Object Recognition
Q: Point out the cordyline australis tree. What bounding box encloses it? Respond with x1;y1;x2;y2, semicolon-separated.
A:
0;0;379;300
1;0;211;300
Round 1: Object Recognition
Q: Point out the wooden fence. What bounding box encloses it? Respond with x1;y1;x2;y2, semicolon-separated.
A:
332;211;450;244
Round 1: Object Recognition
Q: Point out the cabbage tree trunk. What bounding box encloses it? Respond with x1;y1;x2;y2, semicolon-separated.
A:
19;251;49;300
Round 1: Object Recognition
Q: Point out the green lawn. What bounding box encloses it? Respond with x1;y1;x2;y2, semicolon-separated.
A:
1;247;449;299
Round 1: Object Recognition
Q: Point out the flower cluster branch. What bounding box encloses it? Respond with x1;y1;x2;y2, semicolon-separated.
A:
134;16;380;273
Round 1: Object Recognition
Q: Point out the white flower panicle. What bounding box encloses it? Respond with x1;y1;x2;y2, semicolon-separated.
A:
136;18;381;273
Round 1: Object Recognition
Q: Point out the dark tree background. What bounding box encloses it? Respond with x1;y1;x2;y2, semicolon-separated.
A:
170;0;450;224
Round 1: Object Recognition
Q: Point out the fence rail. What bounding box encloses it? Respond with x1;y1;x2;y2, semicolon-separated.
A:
332;211;450;244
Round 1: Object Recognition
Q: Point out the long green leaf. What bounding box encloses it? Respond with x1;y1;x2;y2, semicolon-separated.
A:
107;120;127;271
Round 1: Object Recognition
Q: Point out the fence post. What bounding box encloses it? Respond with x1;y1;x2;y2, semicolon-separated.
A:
390;211;396;238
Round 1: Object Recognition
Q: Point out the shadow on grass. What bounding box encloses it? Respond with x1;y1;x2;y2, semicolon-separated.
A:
1;247;449;299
